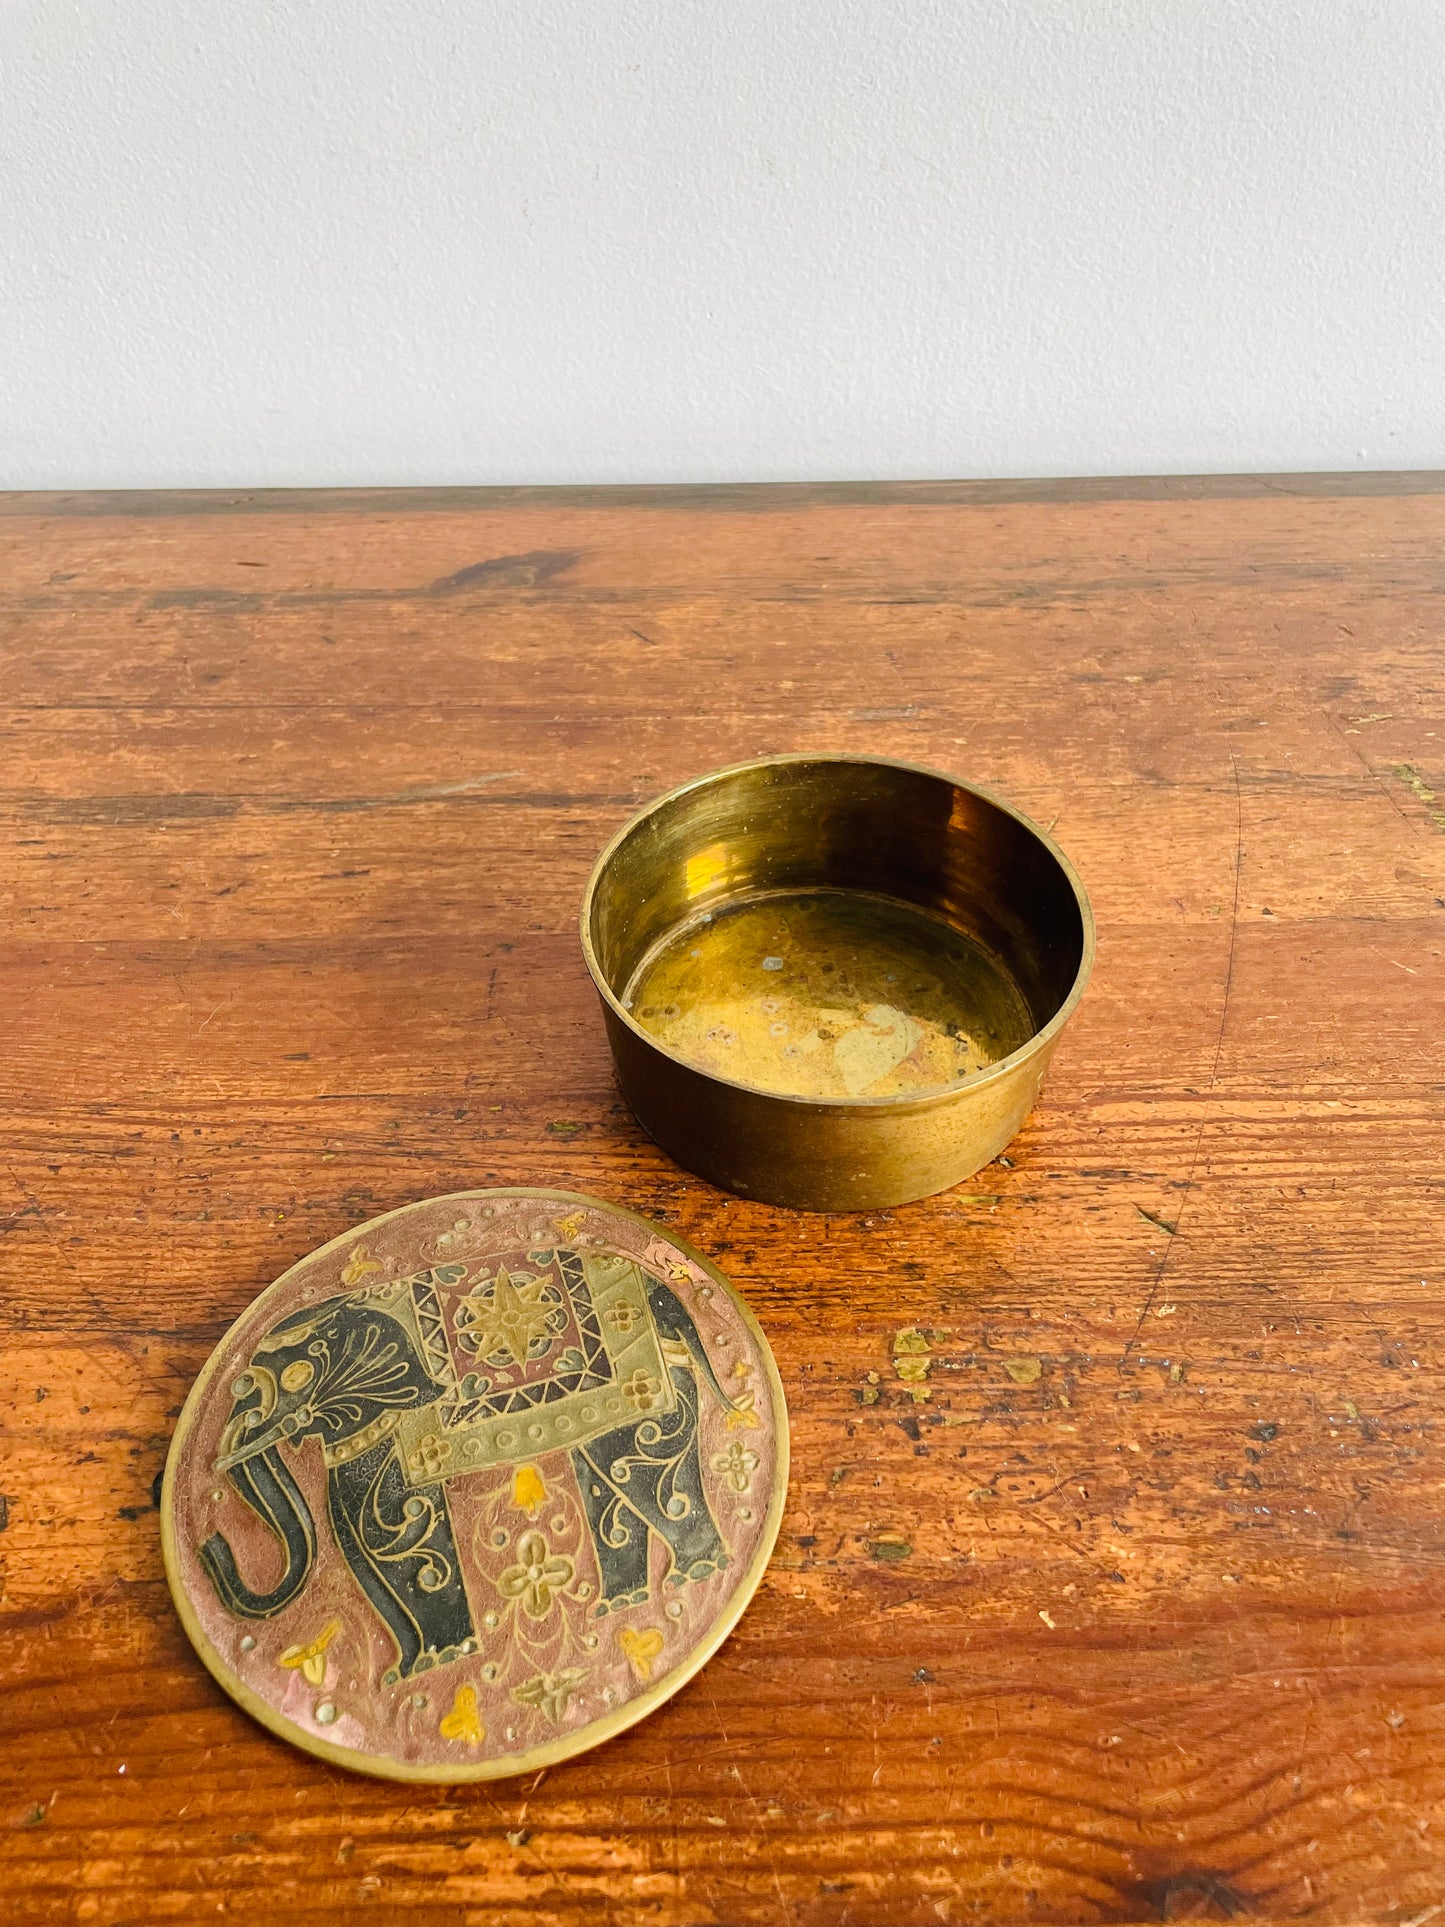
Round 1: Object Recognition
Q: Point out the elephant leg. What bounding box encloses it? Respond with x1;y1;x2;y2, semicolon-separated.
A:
642;1368;730;1587
327;1439;477;1683
570;1443;652;1614
573;1368;729;1615
658;1379;735;1587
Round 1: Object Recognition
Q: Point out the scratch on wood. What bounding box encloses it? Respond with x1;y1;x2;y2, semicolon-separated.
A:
1121;749;1242;1365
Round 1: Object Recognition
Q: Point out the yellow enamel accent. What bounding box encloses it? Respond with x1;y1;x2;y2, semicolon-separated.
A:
279;1617;341;1687
512;1464;548;1516
439;1684;484;1747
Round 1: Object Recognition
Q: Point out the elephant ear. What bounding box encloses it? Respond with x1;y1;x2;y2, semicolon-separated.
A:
645;1279;736;1412
303;1307;439;1438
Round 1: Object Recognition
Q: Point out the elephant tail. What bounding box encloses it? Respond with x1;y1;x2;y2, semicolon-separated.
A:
649;1280;743;1416
198;1445;318;1619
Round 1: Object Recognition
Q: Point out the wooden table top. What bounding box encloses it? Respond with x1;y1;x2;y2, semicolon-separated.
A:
2;475;1443;1926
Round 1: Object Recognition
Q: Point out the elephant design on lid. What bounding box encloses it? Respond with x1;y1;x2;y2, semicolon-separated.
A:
198;1247;742;1683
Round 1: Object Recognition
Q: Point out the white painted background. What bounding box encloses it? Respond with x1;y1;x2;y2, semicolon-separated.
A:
4;0;1444;489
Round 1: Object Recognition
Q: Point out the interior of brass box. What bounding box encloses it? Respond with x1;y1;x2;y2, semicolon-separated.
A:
587;759;1088;1104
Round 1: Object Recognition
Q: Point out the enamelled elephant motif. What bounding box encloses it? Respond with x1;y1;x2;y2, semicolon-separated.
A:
199;1246;744;1683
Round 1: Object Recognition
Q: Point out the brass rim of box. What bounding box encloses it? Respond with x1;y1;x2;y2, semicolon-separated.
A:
580;751;1096;1112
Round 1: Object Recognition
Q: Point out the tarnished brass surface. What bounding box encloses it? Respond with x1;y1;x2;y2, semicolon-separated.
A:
162;1189;787;1783
582;754;1094;1210
625;889;1033;1100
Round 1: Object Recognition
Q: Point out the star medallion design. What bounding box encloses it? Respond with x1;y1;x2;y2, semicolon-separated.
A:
454;1266;563;1368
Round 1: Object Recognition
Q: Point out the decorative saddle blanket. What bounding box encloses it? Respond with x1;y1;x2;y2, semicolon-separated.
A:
336;1249;678;1484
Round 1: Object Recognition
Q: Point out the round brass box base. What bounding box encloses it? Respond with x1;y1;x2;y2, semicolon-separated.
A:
582;755;1094;1211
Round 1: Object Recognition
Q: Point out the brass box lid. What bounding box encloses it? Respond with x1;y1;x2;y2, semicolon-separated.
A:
162;1188;788;1782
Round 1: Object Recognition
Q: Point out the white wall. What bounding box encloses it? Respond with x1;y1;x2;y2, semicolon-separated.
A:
4;0;1444;490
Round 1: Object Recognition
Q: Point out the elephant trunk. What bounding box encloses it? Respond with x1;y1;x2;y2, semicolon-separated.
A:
197;1444;317;1619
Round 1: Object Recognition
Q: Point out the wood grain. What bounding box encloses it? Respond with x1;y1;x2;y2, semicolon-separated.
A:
1;477;1444;1925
